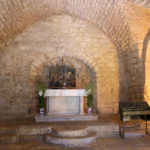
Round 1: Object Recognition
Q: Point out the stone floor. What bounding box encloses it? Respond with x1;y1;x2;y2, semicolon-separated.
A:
0;114;150;150
1;136;150;150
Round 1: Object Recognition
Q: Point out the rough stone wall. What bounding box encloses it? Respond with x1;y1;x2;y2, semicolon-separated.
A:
0;14;119;116
0;0;132;102
0;0;150;116
120;2;150;102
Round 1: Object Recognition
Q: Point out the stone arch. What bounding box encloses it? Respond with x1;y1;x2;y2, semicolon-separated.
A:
30;51;120;114
143;29;150;104
0;14;120;115
30;51;98;78
25;14;120;114
0;0;135;105
30;54;98;112
0;0;133;53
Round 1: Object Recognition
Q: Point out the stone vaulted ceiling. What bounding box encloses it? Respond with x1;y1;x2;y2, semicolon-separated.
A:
130;0;150;9
0;0;150;54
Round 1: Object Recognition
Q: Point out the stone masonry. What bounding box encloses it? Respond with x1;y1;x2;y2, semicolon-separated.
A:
0;0;150;117
0;14;119;115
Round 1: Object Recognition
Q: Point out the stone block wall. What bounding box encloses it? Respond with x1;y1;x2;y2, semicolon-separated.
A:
122;3;150;102
0;14;120;116
0;0;149;117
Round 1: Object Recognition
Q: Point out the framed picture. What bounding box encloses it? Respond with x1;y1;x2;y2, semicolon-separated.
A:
49;66;76;89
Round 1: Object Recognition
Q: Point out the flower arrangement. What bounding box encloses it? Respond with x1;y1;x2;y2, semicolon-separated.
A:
86;82;95;108
37;82;47;108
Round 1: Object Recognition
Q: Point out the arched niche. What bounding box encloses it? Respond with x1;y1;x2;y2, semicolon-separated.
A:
32;56;97;113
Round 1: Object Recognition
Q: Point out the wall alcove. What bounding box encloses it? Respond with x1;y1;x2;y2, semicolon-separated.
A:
34;56;97;114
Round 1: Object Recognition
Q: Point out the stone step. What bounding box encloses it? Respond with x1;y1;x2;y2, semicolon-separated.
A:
120;129;146;138
51;125;88;137
0;133;18;144
44;132;97;147
35;115;98;122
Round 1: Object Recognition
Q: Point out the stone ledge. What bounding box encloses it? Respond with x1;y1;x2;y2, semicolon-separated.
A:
51;125;88;137
34;115;98;122
44;132;97;147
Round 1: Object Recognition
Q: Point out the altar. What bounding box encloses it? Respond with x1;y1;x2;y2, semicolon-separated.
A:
35;89;98;122
45;89;86;115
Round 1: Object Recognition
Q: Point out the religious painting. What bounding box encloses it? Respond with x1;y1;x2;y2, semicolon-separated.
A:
49;66;76;89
